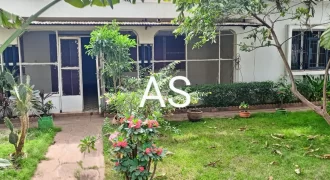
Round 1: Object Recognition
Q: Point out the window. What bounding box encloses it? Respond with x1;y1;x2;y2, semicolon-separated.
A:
291;30;329;70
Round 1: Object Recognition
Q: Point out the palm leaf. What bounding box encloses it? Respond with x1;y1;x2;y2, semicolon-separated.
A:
320;27;330;50
0;8;24;29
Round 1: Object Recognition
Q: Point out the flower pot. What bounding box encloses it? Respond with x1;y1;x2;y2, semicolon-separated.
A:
276;108;287;114
38;116;54;129
187;110;203;122
239;111;251;118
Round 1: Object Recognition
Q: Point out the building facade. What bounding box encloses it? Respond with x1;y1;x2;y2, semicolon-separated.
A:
0;0;329;113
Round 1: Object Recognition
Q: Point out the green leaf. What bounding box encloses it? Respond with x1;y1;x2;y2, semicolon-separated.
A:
4;118;14;132
64;0;90;8
18;84;27;103
107;0;114;9
5;72;15;86
9;132;18;145
0;158;12;169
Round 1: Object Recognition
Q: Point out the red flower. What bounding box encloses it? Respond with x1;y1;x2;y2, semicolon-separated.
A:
156;148;163;156
139;166;144;172
145;148;151;154
118;140;128;148
112;142;118;147
115;162;120;166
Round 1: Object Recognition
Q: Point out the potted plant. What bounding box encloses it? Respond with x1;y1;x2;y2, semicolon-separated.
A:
276;87;288;114
239;101;251;118
187;91;209;122
35;90;55;129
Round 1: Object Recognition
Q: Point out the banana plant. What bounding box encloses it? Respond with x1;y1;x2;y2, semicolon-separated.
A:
4;72;39;157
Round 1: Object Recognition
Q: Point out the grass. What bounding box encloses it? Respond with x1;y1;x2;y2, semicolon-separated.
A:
0;127;61;180
103;111;330;180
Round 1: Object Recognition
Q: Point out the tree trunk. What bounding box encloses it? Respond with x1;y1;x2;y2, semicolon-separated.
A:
15;113;29;156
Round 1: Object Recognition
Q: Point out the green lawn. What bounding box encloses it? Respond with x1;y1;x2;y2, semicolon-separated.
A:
104;111;330;180
0;127;61;180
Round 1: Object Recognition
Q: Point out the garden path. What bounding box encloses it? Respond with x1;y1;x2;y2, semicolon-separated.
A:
32;115;105;180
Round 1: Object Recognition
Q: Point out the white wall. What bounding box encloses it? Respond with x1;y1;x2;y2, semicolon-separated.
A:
0;0;177;19
0;28;18;45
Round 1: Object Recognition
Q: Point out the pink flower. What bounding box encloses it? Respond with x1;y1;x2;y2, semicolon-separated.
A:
127;115;134;122
119;118;125;124
147;120;159;128
115;162;120;166
135;119;142;129
156;148;163;156
128;119;143;129
109;132;120;142
145;148;151;154
139;166;144;172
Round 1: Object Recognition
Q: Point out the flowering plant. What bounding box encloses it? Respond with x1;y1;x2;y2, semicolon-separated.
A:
108;115;166;180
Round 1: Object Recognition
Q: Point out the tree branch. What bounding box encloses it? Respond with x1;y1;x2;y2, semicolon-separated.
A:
149;162;158;180
323;58;330;114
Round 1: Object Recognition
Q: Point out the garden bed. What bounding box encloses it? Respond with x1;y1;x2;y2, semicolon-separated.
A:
104;111;330;179
175;101;321;113
0;127;61;179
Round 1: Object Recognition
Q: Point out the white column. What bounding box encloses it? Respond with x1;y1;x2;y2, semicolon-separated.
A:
56;30;63;113
218;30;221;84
18;37;23;83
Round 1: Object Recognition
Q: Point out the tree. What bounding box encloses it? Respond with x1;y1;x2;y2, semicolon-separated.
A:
85;22;136;92
172;0;330;125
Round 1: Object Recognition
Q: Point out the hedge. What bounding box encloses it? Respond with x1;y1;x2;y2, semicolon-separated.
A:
187;81;282;107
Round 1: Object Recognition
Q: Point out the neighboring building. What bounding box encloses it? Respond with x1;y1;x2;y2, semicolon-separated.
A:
0;0;329;113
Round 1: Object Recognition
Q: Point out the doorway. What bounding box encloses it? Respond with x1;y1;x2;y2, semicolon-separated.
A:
81;37;98;111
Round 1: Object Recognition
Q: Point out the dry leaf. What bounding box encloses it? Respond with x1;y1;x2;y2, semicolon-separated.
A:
272;144;282;147
208;146;216;149
304;148;320;156
273;150;283;156
323;154;330;159
166;151;174;156
265;141;269;148
238;127;247;131
154;173;166;179
268;176;273;180
304;144;313;150
270;161;277;165
307;135;318;140
251;140;258;144
207;126;217;129
204;159;221;167
285;145;292;150
274;134;285;138
295;168;301;175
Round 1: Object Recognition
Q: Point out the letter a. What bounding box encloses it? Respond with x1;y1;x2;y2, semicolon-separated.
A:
139;76;165;107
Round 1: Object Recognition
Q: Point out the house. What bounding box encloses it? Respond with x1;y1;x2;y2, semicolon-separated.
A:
0;0;329;113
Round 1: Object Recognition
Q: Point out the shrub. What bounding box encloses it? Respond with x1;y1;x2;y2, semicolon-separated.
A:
187;81;281;107
109;116;166;180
